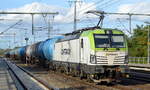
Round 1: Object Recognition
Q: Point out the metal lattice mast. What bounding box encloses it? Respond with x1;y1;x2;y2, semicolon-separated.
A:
68;0;82;31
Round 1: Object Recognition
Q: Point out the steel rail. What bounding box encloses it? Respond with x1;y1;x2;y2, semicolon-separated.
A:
130;71;150;82
4;59;54;90
16;64;59;90
4;59;27;90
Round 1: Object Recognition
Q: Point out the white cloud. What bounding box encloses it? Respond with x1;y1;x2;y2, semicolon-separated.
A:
111;2;150;21
0;2;97;23
55;2;97;23
118;2;150;13
0;2;67;22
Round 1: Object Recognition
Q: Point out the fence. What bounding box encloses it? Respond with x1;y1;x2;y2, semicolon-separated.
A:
129;57;148;64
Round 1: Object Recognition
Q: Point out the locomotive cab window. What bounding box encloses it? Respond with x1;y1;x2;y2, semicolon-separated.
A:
94;34;110;48
94;34;125;48
111;35;125;48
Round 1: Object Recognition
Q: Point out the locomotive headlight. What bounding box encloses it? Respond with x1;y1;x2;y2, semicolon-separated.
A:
90;55;96;64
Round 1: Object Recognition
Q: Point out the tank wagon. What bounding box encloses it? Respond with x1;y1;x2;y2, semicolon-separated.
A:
5;27;129;83
5;46;27;61
41;36;64;65
8;50;14;59
25;42;41;64
36;41;46;64
18;46;27;61
9;48;19;60
4;52;10;58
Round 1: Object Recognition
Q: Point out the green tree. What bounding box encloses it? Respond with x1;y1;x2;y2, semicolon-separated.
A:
128;25;148;57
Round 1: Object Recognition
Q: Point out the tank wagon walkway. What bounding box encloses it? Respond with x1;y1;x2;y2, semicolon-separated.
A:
0;58;16;90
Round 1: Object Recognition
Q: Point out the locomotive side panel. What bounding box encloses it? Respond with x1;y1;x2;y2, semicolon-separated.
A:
54;39;80;63
80;37;91;65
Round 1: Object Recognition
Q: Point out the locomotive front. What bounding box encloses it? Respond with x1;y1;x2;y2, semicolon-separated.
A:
80;29;129;82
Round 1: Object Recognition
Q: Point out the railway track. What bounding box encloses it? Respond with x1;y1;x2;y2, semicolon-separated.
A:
43;67;150;90
129;70;150;82
10;60;119;90
14;64;141;90
8;59;150;90
3;58;55;90
52;71;150;90
50;71;114;90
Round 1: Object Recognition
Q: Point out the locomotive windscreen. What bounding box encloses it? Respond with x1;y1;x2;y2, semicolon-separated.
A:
94;34;125;48
111;35;125;48
94;34;110;48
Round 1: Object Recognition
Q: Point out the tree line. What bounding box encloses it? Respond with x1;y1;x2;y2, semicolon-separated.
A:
128;25;149;57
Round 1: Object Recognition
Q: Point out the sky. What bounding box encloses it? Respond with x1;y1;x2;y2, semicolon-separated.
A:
0;0;150;49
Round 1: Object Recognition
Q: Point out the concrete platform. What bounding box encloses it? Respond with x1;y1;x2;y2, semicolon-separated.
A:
128;64;150;68
0;59;16;90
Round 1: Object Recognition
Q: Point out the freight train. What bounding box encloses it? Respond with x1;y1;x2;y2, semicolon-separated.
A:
5;27;129;83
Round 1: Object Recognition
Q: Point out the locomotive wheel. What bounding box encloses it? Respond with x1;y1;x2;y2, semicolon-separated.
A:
87;74;94;83
65;67;70;75
52;64;56;71
79;70;84;80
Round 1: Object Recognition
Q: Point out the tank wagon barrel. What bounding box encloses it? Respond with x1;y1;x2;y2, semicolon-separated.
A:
17;46;28;62
4;52;10;58
25;42;43;64
42;36;64;61
37;42;46;60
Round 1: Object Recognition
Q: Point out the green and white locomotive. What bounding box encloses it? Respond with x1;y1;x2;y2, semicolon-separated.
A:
53;27;129;82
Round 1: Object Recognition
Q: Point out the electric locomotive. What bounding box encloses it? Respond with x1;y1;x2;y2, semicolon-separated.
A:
52;27;129;82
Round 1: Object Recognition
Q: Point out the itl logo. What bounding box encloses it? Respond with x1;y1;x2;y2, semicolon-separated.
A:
61;49;71;55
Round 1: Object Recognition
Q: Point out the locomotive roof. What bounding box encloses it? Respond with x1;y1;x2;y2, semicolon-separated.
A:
64;27;123;36
57;27;124;42
64;27;101;35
